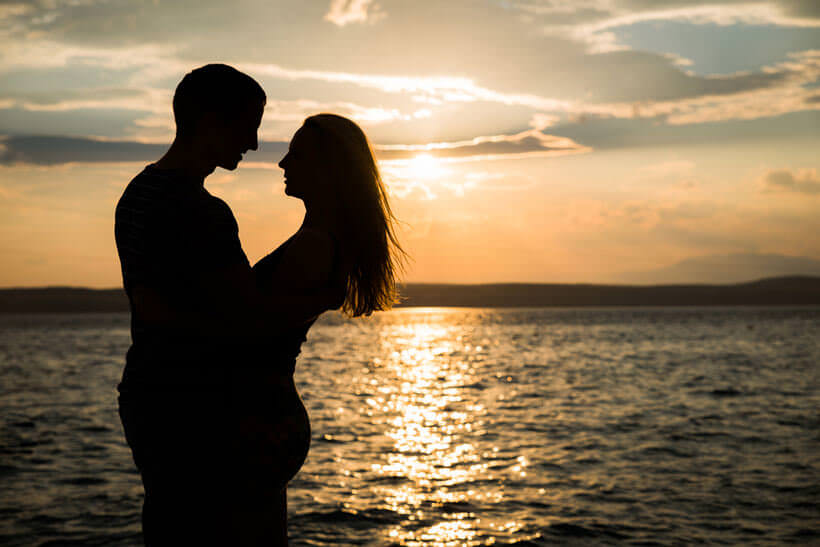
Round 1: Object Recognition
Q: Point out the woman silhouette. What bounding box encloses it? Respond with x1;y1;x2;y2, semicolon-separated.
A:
229;113;407;544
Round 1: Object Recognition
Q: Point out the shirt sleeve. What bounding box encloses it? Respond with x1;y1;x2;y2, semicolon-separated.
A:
115;179;169;291
115;178;249;294
185;194;249;272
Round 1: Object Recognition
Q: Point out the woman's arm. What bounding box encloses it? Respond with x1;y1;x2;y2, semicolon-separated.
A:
130;260;342;339
260;228;335;290
255;228;346;319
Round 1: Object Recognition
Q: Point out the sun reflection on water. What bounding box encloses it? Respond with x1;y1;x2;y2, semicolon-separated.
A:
369;319;494;545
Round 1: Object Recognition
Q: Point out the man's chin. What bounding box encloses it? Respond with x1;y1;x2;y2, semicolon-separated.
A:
216;155;243;171
283;186;302;199
217;160;240;171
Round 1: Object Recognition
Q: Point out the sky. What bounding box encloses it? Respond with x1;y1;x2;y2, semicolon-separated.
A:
1;0;819;287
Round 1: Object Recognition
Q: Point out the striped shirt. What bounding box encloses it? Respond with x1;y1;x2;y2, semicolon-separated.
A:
114;165;249;390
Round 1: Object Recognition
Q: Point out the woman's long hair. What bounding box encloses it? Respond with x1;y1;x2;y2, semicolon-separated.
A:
303;113;407;317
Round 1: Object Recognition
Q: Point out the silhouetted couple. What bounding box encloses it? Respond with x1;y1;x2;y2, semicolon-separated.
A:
115;64;405;545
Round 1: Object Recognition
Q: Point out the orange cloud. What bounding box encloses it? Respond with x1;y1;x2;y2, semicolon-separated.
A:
761;168;820;195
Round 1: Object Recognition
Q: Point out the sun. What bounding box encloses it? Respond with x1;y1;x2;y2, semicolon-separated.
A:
381;153;452;199
406;154;447;181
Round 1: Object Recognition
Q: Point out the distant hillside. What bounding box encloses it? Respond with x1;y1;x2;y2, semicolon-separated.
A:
615;253;820;285
399;277;820;307
1;277;819;313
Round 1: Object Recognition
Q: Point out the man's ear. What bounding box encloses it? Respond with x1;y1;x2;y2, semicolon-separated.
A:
197;110;228;133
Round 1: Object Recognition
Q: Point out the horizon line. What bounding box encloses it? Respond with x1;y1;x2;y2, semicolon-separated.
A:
2;274;819;292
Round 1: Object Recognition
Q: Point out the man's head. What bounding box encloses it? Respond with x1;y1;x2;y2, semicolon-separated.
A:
173;64;266;170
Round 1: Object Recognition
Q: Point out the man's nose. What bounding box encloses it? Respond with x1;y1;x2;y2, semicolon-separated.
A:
249;134;258;152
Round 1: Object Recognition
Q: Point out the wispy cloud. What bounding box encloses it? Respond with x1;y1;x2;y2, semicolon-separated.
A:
244;62;574;111
5;49;814;144
0;135;166;166
0;128;589;167
1;0;818;166
550;50;820;126
761;167;820;195
261;98;432;138
324;0;385;26
0;87;170;113
520;1;820;52
376;128;589;161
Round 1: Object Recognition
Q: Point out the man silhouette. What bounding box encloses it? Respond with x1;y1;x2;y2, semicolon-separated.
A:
115;64;333;545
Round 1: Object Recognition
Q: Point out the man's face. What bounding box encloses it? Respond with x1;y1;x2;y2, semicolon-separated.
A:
209;101;264;171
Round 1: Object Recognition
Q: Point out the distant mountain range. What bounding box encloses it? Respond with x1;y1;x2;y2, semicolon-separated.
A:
614;253;820;285
1;276;819;313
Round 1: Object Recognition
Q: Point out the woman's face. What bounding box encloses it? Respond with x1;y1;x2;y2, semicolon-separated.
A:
279;125;323;201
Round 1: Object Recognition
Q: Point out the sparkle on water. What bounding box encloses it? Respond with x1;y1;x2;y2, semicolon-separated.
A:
1;307;819;546
292;308;542;545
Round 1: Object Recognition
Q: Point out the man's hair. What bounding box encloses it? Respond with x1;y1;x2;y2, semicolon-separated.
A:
173;64;266;137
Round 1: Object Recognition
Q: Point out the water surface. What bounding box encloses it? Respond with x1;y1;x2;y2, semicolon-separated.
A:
1;307;818;545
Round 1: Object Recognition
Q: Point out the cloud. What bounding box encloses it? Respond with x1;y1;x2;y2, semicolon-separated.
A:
1;0;819;154
8;1;809;104
0;127;589;166
324;0;385;26
376;128;589;161
550;109;820;150
520;1;820;51
761;168;820;195
3;100;816;167
0;86;170;113
637;50;820;125
245;61;574;111
537;50;820;126
4;43;816;147
260;98;434;139
0;135;166;166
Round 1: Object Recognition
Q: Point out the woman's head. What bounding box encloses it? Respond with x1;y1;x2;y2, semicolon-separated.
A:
279;113;406;317
277;125;324;203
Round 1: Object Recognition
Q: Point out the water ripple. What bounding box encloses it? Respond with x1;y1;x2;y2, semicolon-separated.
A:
0;308;819;545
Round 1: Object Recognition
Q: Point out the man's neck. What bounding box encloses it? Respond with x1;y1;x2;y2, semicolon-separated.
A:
153;138;214;183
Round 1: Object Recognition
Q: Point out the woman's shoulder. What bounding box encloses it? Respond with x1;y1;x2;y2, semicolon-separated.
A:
288;226;337;262
293;226;335;248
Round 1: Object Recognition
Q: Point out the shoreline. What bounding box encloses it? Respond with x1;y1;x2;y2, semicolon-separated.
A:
2;276;819;312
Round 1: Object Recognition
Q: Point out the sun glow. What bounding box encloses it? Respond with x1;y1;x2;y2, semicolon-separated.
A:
406;154;448;181
380;153;452;199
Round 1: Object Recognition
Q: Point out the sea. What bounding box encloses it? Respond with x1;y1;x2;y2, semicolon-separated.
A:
0;307;818;546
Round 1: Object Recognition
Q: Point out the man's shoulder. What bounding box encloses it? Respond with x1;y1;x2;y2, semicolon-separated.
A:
114;166;188;239
199;189;238;226
125;165;170;191
117;167;169;208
